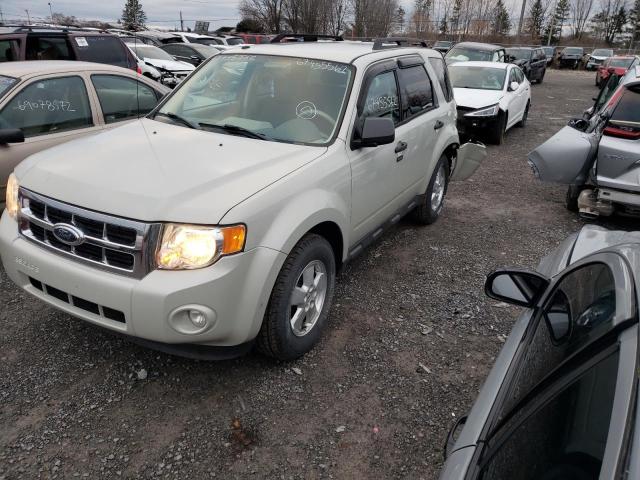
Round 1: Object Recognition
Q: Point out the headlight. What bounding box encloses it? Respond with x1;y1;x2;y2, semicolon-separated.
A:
5;173;19;219
156;223;246;270
464;104;500;117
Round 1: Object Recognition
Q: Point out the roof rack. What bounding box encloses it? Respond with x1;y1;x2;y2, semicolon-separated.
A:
372;37;428;50
270;33;344;43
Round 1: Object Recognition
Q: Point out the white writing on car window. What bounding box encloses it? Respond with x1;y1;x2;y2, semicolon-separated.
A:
13;100;76;112
366;94;398;114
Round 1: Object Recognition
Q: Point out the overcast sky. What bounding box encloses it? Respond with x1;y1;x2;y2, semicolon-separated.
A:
0;0;524;31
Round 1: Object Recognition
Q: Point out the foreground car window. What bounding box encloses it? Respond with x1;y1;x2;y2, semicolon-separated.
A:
479;349;619;480
91;74;160;124
449;66;506;91
157;54;353;145
0;75;17;99
0;76;93;137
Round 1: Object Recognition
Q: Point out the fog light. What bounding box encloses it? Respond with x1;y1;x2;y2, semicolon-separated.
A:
188;309;207;328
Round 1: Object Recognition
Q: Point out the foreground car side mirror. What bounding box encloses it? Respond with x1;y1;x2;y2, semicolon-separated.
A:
0;128;25;144
508;81;519;92
352;117;395;149
485;268;549;308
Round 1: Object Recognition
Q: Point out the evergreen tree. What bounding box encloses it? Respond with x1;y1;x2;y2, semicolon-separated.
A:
591;5;627;44
394;6;406;33
492;0;511;35
121;0;146;31
543;0;570;44
526;0;546;40
439;14;449;34
628;0;640;44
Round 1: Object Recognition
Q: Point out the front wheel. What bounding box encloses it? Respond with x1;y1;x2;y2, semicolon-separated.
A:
517;102;530;128
257;234;336;361
489;111;506;145
412;155;449;225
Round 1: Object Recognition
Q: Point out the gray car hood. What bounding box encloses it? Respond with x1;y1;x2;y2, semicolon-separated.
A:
16;119;326;224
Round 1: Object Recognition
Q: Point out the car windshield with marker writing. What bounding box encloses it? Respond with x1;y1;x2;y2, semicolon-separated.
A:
154;54;354;145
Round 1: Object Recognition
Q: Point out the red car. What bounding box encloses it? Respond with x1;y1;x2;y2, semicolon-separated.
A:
596;56;639;87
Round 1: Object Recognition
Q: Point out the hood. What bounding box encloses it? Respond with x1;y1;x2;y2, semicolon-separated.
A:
453;88;504;109
143;58;195;72
570;225;640;264
16;119;326;224
589;55;608;61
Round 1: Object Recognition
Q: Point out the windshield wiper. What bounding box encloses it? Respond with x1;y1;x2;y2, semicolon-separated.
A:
155;111;201;130
199;123;270;140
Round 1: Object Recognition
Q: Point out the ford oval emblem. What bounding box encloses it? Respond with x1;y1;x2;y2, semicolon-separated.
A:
52;223;85;246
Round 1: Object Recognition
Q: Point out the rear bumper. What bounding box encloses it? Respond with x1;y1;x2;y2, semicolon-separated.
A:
598;188;640;207
0;211;286;351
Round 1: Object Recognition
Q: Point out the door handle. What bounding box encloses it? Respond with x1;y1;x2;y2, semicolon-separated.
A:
395;141;408;153
434;120;444;130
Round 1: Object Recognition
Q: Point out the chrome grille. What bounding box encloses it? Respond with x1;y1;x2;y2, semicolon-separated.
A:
18;188;161;278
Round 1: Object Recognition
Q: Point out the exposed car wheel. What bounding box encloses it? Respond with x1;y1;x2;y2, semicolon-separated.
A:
489;111;507;145
257;234;336;361
566;185;583;212
517;102;530;128
412;155;449;225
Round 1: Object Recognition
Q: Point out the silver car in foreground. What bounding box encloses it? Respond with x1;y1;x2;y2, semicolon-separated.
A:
528;66;640;218
440;225;640;480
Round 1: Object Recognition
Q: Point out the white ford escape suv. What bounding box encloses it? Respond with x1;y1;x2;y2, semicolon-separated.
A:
0;37;485;360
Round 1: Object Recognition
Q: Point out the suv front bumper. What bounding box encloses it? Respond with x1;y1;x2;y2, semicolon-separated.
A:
0;212;285;352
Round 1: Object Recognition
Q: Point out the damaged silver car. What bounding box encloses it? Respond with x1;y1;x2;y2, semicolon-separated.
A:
528;66;640;218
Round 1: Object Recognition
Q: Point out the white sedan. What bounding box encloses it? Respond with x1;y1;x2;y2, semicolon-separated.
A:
449;61;531;144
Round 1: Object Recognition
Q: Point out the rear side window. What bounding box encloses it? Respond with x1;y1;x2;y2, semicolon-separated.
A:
610;87;640;124
0;39;20;62
74;36;130;68
0;76;93;137
25;36;72;61
397;65;434;120
91;74;160;124
428;57;453;102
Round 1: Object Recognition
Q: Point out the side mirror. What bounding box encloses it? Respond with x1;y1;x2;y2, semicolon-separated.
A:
568;117;589;131
508;81;519;92
0;128;24;144
485;268;549;308
352;117;395;149
190;55;202;65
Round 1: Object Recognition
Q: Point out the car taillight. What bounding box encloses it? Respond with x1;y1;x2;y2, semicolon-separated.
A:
603;125;640;140
137;66;142;74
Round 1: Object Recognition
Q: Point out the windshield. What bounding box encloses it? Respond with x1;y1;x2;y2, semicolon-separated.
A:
507;48;532;60
130;45;175;61
592;49;613;57
434;41;452;47
449;66;506;90
609;58;634;68
0;75;17;100
155;54;353;145
226;37;244;45
564;47;583;54
193;38;219;46
542;47;554;55
191;44;219;57
446;47;493;62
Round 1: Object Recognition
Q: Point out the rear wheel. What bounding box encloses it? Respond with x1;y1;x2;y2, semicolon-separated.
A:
412;155;449;225
257;234;336;360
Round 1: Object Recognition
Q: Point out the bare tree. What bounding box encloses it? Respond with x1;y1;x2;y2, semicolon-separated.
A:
351;0;399;36
571;0;595;39
239;0;285;33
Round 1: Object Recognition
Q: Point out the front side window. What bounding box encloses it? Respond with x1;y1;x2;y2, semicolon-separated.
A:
496;263;617;421
361;70;401;125
91;75;160;124
0;76;93;137
479;349;619;480
0;39;20;62
397;65;434;120
449;66;506;91
428;57;453;102
0;75;17;100
156;54;353;145
25;36;72;61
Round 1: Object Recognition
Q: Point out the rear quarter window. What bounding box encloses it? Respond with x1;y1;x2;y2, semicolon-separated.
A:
610;86;640;124
73;36;131;69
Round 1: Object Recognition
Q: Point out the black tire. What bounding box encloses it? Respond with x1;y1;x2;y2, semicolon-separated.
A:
257;234;336;361
538;69;545;83
412;155;450;225
517;101;530;128
566;185;582;212
489;111;506;145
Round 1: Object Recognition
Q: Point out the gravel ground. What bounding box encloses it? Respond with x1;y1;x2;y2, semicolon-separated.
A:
0;69;633;480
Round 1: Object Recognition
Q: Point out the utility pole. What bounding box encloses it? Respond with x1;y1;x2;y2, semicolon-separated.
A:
546;0;557;45
0;5;4;24
180;11;184;31
25;9;31;24
517;0;527;38
48;2;54;23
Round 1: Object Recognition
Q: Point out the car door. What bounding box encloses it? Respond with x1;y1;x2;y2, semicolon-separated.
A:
394;56;444;204
507;67;527;128
89;73;165;128
0;74;101;198
347;62;404;242
446;255;637;480
532;49;544;79
0;34;27;62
